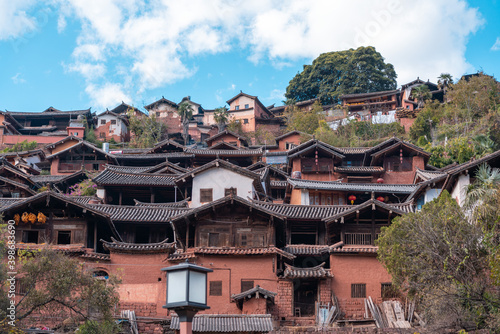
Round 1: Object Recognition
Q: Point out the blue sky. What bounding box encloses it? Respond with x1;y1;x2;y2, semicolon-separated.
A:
0;0;498;113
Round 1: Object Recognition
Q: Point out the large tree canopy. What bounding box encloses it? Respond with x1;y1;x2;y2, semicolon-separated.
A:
285;46;397;105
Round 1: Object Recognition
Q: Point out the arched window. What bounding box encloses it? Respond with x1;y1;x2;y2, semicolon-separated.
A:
93;270;109;280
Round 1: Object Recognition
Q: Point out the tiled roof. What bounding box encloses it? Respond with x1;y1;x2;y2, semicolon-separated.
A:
284;244;330;256
191;246;295;260
231;285;277;302
252;201;351;220
68;196;103;204
0;198;24;209
322;199;408;223
103;164;152;173
288;142;344;160
185;148;262;156
102;237;175;254
340;89;400;99
134;198;190;208
87;204;188;222
288;178;418;193
113;152;194;160
270;180;288;188
16;243;86;253
93;169;176;186
81;252;110;261
0;175;36;194
330;245;378;254
274;130;312;142
335;166;384;173
283;262;332;278
166;252;197;261
414;168;447;182
170;314;273;332
29;175;67;183
334;147;371;154
205;129;249;143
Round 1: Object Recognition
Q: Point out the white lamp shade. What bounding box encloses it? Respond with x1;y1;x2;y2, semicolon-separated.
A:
188;271;206;304
167;270;187;304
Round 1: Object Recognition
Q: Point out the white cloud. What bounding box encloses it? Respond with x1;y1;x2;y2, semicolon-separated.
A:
0;0;38;40
265;89;285;102
85;83;131;110
492;37;500;51
11;73;26;84
52;0;483;106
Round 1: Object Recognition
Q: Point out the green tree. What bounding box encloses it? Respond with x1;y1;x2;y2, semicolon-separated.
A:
213;107;229;133
411;84;432;109
437;73;453;94
285;46;397;105
1;140;38;153
377;191;499;329
178;102;194;145
285;101;325;134
3;249;120;329
128;109;167;148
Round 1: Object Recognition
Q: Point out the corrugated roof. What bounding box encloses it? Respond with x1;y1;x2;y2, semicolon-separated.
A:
288;178;418;193
170;314;273;332
283;262;332;278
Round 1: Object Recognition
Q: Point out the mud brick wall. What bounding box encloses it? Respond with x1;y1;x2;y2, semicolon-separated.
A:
276;280;294;318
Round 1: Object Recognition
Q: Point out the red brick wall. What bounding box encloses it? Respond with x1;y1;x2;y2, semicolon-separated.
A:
330;254;391;319
398;117;415;133
276;280;293;318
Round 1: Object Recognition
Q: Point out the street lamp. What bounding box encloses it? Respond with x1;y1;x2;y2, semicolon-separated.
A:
162;260;213;334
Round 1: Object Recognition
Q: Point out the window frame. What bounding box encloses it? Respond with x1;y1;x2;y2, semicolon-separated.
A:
200;188;213;202
351;283;366;298
209;281;222;296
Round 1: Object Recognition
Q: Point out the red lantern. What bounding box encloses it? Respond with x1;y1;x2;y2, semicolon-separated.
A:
377;178;384;184
400;148;403;164
348;195;356;205
376;196;385;202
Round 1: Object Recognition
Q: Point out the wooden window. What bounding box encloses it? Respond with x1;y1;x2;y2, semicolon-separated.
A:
224;188;237;196
200;188;213;202
208;233;219;247
241;280;254;292
100;119;106;125
22;230;39;244
344;233;372;245
351;283;366;298
57;231;71;245
240;234;247;246
209;281;222;296
15;278;28;295
381;283;399;299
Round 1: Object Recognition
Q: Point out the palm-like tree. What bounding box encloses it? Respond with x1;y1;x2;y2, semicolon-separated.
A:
214;107;229;133
437;73;453;91
411;85;432;109
464;163;500;224
178;101;194;145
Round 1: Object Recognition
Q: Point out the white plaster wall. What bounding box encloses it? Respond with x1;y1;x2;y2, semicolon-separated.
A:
191;168;255;208
451;174;470;206
97;114;127;136
96;188;106;200
301;189;310;205
424;188;440;203
229;96;255;110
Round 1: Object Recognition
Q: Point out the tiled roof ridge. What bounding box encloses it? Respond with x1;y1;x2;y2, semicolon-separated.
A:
193;246;295;260
101;237;176;253
283;262;332;278
231;285;277;301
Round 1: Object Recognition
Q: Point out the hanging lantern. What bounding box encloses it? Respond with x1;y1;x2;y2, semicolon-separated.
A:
348;195;356;205
400;148;403;164
315;150;318;165
376;196;385;202
377;178;384;184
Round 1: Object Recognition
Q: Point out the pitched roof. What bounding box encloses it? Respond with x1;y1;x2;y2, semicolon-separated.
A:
0;175;36;195
45;140;116;163
340;89;400;100
175;159;264;192
109;101;142;115
205;129;249;145
133;198;190;207
143;96;178;110
87;204;188;223
330;245;378;254
334;166;385;174
335;147;371;155
284;244;331;256
231;285;277;303
207;141;245;151
93;168;177;187
185;148;262;157
369;140;430;165
170;314;273;332
252;200;351;220
113;152;194;160
29;170;87;187
288;178;418;194
101;237;175;254
3;107;91;117
413;168;447;183
283;262;332;278
287;139;345;160
322;199;408;223
190;246;295;260
274;130;312;142
44;135;83;150
148;138;185;153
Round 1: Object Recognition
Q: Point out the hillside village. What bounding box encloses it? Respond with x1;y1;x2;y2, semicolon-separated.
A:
1;70;500;334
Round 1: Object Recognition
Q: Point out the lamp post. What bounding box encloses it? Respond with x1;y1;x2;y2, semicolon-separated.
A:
162;260;213;334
